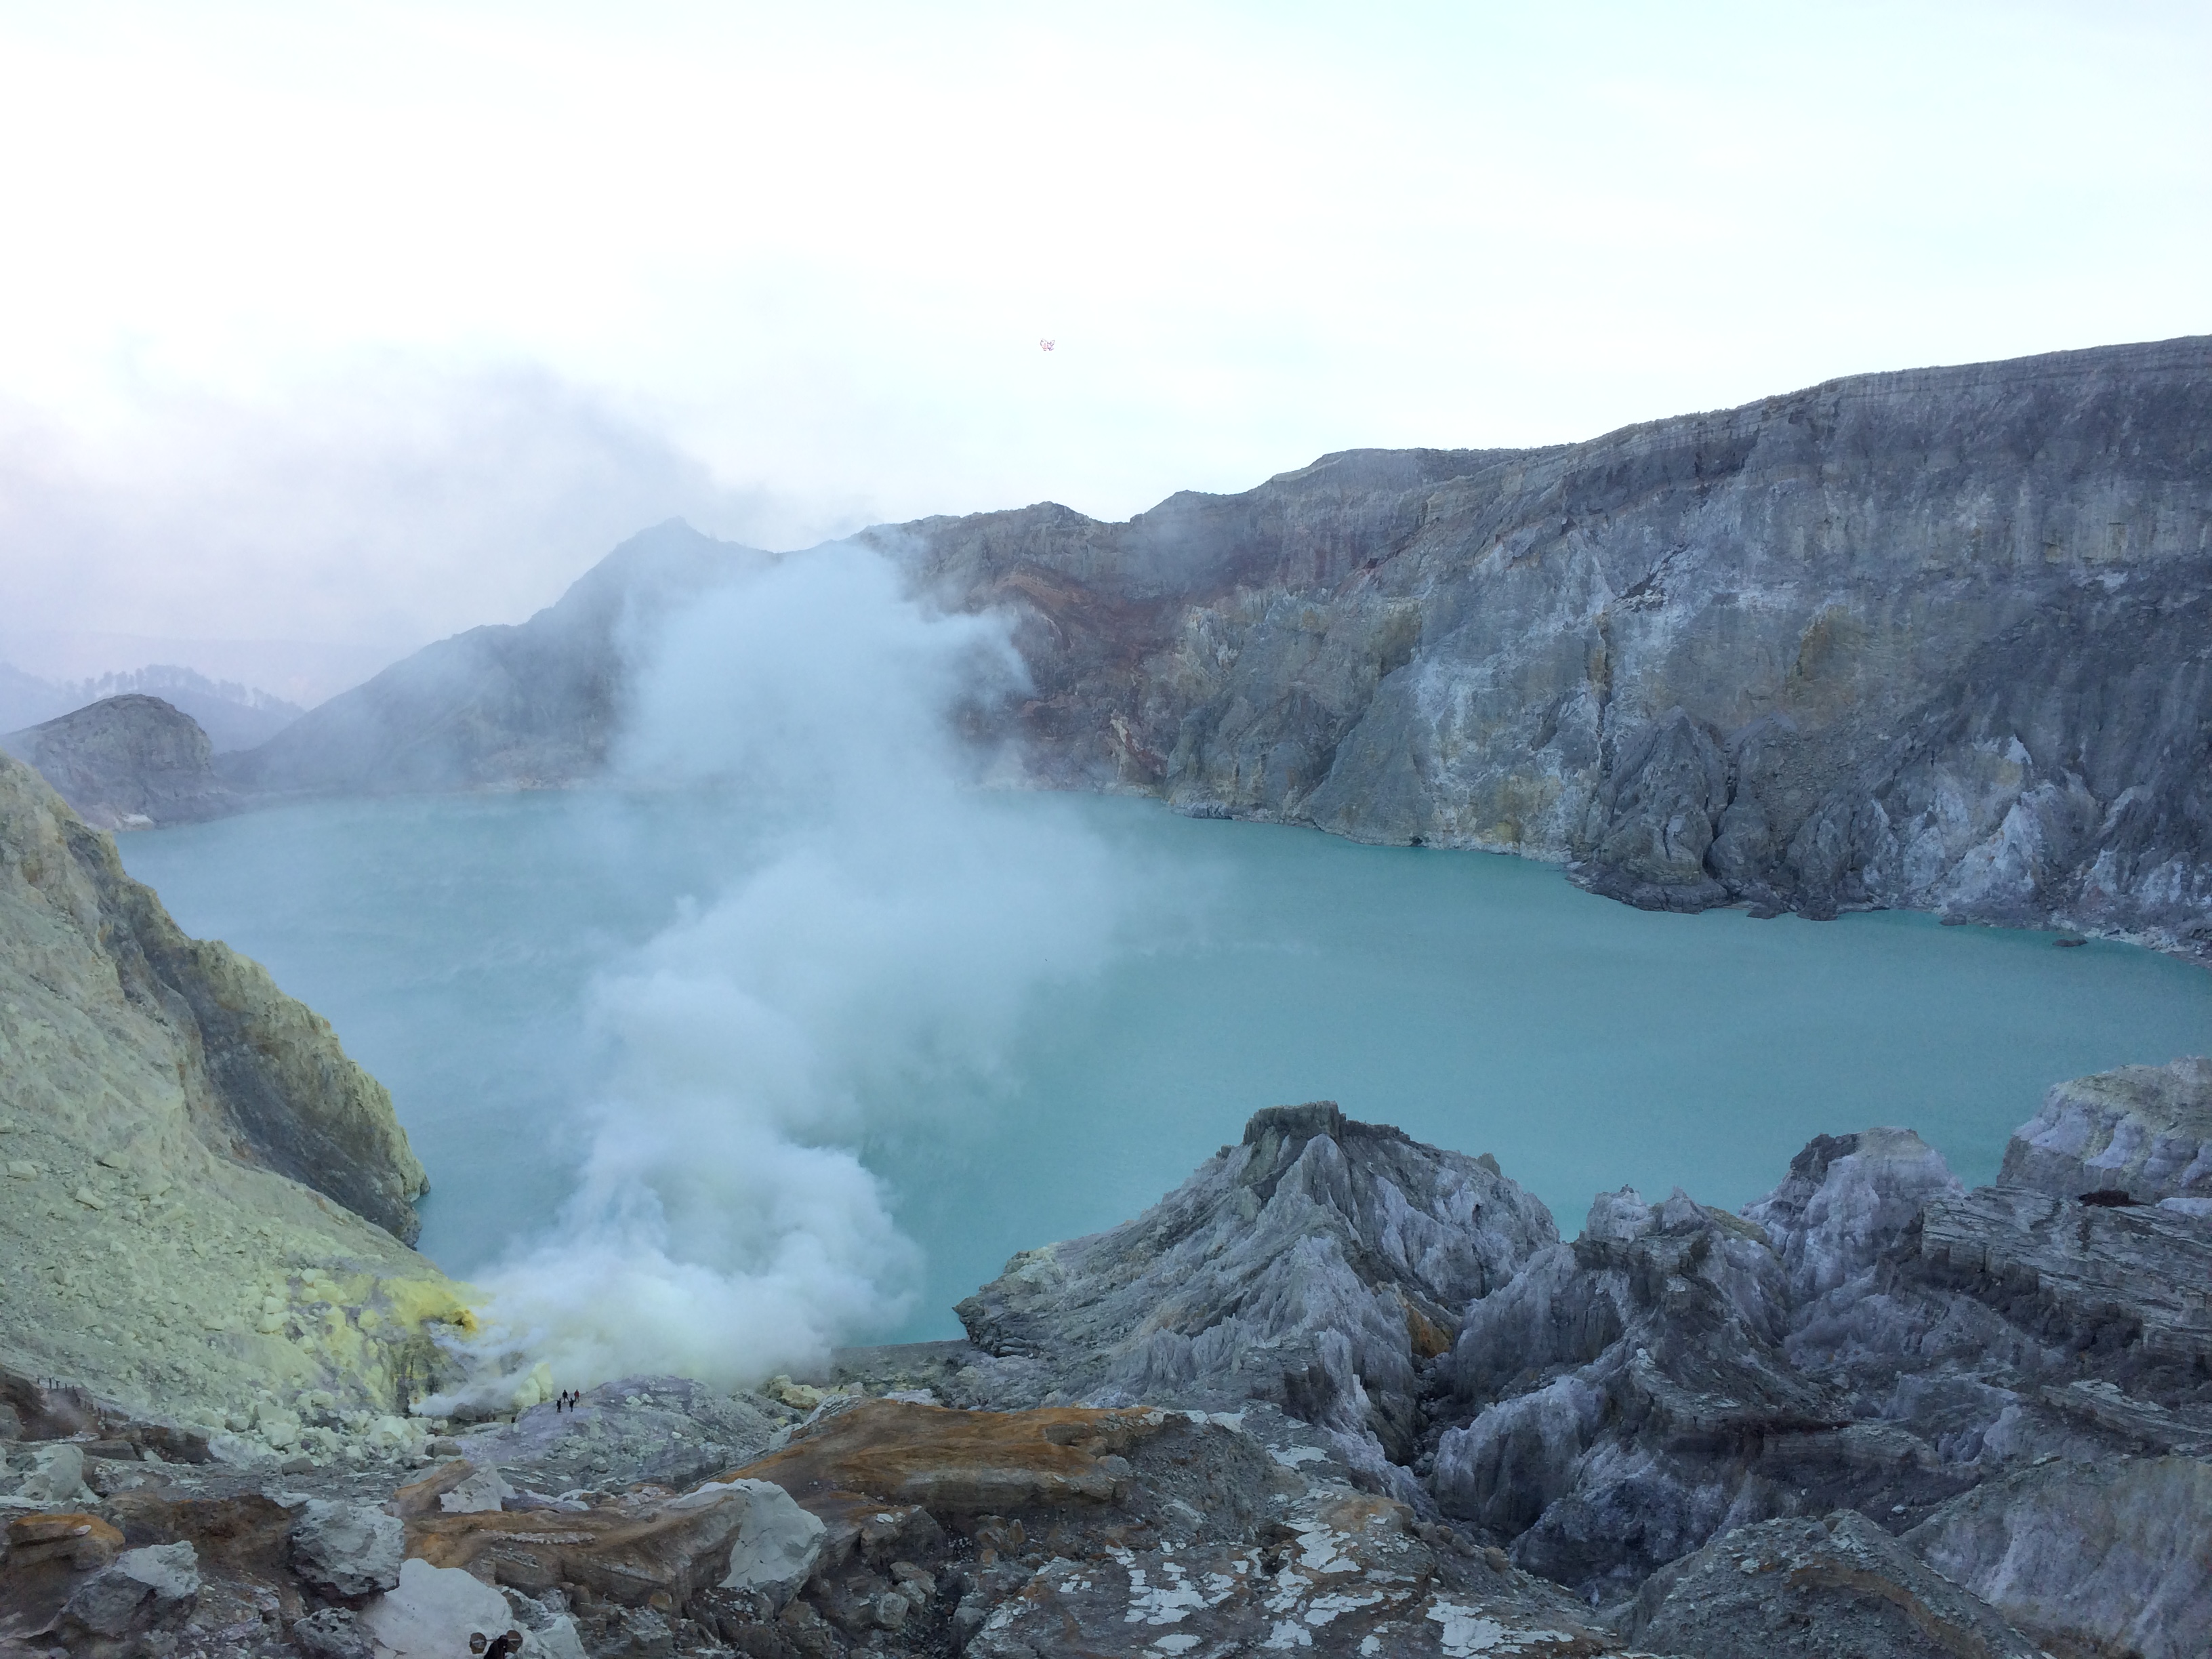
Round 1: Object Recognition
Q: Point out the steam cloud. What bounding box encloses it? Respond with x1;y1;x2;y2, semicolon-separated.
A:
443;542;1124;1400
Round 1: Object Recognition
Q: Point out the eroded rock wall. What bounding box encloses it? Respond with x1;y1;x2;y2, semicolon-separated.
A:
888;335;2212;949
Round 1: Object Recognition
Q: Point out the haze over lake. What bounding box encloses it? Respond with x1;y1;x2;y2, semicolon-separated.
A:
121;790;2212;1347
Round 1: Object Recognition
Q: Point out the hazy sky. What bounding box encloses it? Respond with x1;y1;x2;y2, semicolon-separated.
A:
2;1;2207;687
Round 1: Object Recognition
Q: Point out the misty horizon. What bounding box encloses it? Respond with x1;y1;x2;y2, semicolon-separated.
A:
5;2;2208;676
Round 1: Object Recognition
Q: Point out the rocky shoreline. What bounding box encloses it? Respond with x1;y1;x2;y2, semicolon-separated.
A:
5;1060;2208;1658
890;335;2212;958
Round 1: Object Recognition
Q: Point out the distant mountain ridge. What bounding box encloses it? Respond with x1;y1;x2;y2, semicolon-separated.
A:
218;335;2212;954
219;522;765;796
0;663;304;754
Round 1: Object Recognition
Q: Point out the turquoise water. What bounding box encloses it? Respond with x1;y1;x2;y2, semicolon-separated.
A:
120;791;2212;1343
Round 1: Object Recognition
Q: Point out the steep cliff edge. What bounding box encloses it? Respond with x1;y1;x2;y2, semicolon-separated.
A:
888;334;2212;950
0;753;465;1424
2;695;238;830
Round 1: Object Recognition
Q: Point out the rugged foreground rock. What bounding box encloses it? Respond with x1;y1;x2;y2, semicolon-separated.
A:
949;1102;1558;1482
0;753;466;1431
2;697;237;830
7;1067;2210;1657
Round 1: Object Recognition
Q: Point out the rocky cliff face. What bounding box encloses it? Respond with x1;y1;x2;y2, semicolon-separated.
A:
0;752;464;1425
885;335;2212;951
3;695;238;830
209;337;2212;949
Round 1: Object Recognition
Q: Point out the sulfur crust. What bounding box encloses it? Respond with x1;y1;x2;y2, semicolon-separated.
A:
0;752;476;1432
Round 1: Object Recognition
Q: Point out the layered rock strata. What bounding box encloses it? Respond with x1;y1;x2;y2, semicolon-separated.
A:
2;695;238;830
0;753;463;1428
1999;1054;2212;1213
886;335;2212;949
951;1100;1558;1483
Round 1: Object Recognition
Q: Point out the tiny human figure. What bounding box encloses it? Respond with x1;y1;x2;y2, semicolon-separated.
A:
487;1631;525;1659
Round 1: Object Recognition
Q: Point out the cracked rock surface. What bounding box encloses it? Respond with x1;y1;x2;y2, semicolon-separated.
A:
951;1101;1557;1489
1620;1509;2041;1659
8;1070;2212;1658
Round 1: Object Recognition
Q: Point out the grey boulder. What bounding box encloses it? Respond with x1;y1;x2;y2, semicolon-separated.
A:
291;1497;406;1598
60;1540;200;1639
1622;1509;2041;1659
715;1477;826;1609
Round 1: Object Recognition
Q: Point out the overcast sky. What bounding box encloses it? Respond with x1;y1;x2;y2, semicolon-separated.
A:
1;1;2207;692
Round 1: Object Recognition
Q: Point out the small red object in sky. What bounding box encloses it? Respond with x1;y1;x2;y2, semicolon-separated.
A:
1039;338;1055;352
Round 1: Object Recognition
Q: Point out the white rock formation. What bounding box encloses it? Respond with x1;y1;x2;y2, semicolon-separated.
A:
1999;1057;2212;1212
361;1558;516;1659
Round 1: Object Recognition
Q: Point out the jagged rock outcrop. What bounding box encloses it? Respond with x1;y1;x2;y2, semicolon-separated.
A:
222;521;762;798
2;694;237;829
1405;1066;2212;1652
0;752;465;1424
1622;1509;2042;1659
1905;1455;2212;1659
885;335;2212;949
1999;1055;2212;1214
951;1101;1558;1477
884;1059;2192;1654
13;1065;2210;1658
1742;1127;1965;1302
1429;1176;1978;1597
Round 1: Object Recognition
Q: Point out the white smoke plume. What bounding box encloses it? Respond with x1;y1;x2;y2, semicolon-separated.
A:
435;541;1124;1403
